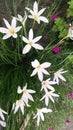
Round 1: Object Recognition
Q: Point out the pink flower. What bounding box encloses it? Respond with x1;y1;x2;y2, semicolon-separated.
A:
53;46;61;54
65;120;71;125
48;128;53;130
67;93;73;99
52;14;58;22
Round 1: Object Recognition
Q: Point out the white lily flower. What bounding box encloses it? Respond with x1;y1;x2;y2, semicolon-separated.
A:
17;83;36;106
0;120;6;127
0;108;8;121
68;24;73;40
12;99;25;115
26;1;49;24
33;108;52;126
22;28;43;54
16;12;27;25
31;59;51;81
40;91;59;106
41;78;56;92
53;69;67;85
0;17;22;39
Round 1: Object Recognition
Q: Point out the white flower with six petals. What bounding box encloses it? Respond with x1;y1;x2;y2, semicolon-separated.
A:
31;59;51;81
53;69;67;85
0;17;22;39
26;1;49;24
17;83;36;106
22;28;43;54
33;108;52;126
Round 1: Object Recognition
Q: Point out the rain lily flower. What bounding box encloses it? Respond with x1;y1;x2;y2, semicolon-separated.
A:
26;1;48;24
12;99;25;115
0;108;8;121
33;108;52;126
65;119;71;125
16;12;27;25
0;120;6;127
17;83;36;106
22;28;43;54
53;46;61;54
68;24;73;40
67;93;73;99
0;17;22;39
41;78;56;92
40;90;59;106
53;69;67;85
48;127;53;130
52;14;58;22
31;59;51;81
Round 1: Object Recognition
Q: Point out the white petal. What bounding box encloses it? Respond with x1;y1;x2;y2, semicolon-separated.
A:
39;16;49;23
40;112;44;121
22;36;29;43
45;96;49;106
22;44;31;54
3;34;11;39
28;89;36;93
51;92;59;97
49;95;54;103
0;27;8;33
14;105;19;114
1;109;8;115
33;36;42;43
31;59;40;68
30;69;37;77
29;28;33;41
28;15;34;19
41;62;51;68
42;69;49;75
0;112;5;120
47;85;55;91
11;17;16;28
41;108;52;113
58;74;66;81
13;34;17;38
28;94;34;101
25;7;34;15
3;18;11;28
37;115;40;126
0;120;6;127
20;105;24;115
38;71;43;81
17;86;22;94
15;26;22;32
38;8;46;16
33;1;38;13
33;43;44;50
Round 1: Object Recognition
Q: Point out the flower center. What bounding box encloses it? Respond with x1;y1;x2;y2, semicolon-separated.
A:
28;41;33;46
23;90;28;94
18;100;22;105
9;28;15;35
33;14;38;20
37;65;41;70
42;81;48;87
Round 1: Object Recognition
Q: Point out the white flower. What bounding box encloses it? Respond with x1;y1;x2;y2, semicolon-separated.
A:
53;69;67;85
17;83;36;106
0;17;22;39
26;1;49;24
41;78;56;92
0;108;8;121
33;108;52;126
40;91;59;106
16;12;27;25
12;99;25;115
0;120;6;127
22;28;43;54
31;59;51;81
68;24;73;40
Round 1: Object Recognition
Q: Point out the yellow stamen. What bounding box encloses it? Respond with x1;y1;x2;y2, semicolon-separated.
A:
28;41;33;46
37;65;41;70
23;90;28;94
9;28;15;35
18;100;22;105
33;14;38;20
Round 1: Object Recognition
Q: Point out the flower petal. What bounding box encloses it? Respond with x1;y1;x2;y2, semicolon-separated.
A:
33;1;38;13
30;69;37;77
29;28;33;41
3;34;11;39
33;36;42;43
38;71;43;81
3;18;11;28
11;17;16;28
22;36;29;43
0;120;6;127
22;44;31;54
17;86;22;94
42;69;49;75
39;16;49;23
31;59;40;68
41;62;51;68
13;33;17;38
0;27;8;33
32;43;44;50
41;108;52;113
38;8;46;16
15;26;22;32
